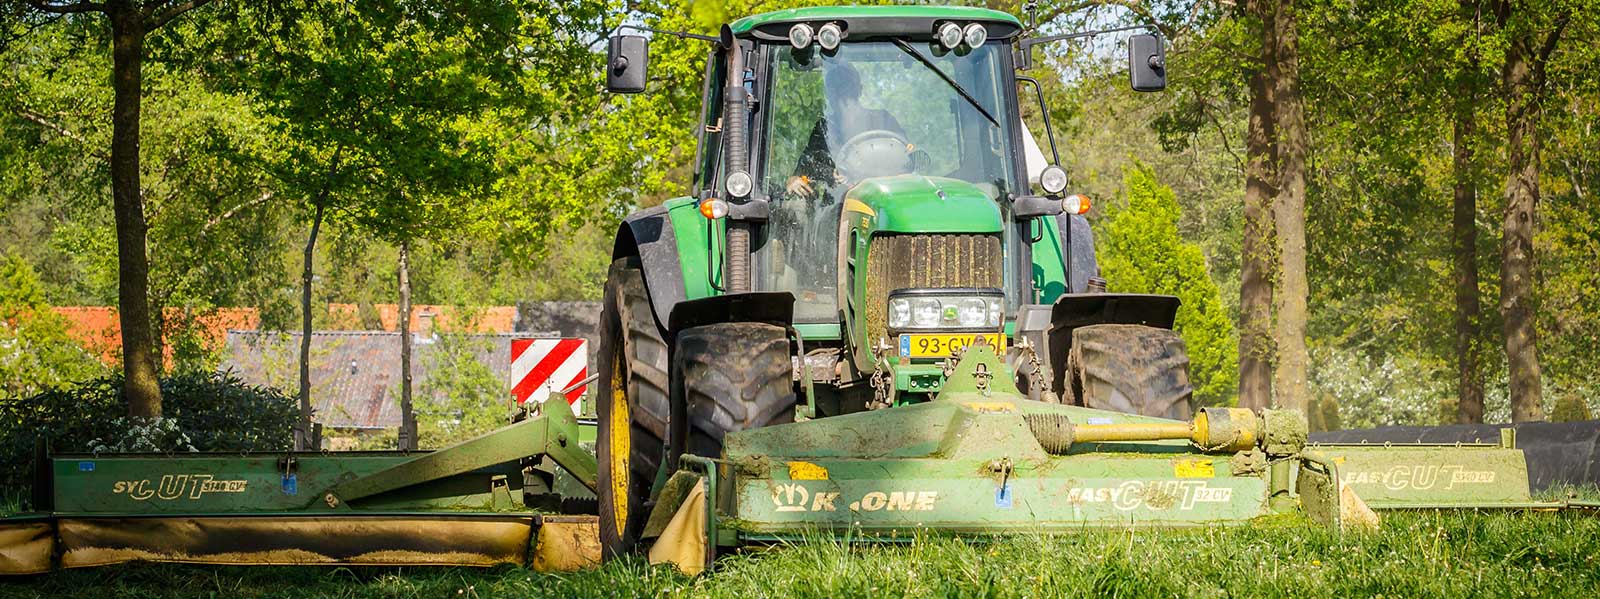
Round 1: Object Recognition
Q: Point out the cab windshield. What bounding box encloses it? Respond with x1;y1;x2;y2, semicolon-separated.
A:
758;40;1019;322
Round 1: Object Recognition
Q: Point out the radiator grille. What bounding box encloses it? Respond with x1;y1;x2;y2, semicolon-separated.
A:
863;234;1004;343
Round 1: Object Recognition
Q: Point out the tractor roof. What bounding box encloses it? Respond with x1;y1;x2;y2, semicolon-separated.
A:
730;6;1023;41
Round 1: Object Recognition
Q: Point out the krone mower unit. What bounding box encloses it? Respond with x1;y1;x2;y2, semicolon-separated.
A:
639;344;1577;573
0;401;603;574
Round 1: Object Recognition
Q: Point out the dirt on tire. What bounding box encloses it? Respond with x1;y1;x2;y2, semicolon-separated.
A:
1065;324;1194;420
676;322;797;460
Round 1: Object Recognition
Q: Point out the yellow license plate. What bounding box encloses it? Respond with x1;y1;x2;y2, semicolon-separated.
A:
898;333;1005;358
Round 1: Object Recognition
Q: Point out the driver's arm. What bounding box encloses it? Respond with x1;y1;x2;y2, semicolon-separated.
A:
787;118;833;198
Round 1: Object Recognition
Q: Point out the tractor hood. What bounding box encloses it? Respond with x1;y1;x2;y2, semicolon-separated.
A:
844;175;1003;235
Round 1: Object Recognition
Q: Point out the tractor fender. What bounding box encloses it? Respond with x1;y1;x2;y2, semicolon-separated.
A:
613;205;689;330
667;292;795;339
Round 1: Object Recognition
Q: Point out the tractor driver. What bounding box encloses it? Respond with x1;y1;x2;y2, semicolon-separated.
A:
770;61;912;308
784;62;910;200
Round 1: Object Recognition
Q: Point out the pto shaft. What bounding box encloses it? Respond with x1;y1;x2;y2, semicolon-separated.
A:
1027;407;1302;455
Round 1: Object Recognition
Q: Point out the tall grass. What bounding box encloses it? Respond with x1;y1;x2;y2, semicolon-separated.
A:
2;510;1597;598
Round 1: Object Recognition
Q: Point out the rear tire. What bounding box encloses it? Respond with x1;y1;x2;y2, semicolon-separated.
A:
595;257;670;559
1065;324;1194;420
677;323;797;459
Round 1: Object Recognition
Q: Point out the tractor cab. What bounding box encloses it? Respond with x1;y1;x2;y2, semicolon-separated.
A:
754;20;1025;328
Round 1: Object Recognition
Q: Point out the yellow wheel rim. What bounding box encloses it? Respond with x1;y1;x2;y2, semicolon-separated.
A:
607;348;630;538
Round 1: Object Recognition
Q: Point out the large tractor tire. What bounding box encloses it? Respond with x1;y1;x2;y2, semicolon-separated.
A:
1063;324;1194;420
595;257;671;559
676;323;797;460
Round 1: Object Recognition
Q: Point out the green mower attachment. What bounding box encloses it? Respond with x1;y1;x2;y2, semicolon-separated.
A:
0;400;602;575
641;344;1572;573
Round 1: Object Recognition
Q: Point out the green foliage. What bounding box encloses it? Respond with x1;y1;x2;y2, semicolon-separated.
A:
0;21;296;339
0;255;104;399
1551;394;1593;423
0;371;296;493
415;333;514;448
1097;166;1238;406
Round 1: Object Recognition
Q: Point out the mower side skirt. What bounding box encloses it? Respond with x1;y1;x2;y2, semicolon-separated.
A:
0;513;600;574
0;517;54;575
1309;443;1535;508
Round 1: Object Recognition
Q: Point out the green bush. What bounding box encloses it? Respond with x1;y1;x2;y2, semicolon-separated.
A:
0;371;297;496
1097;165;1240;406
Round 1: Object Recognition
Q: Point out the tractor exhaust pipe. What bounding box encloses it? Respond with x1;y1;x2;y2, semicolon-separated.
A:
720;27;753;293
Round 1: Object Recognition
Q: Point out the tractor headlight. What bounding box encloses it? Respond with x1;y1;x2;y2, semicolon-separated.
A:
887;289;1004;331
889;298;912;329
911;298;942;328
788;24;814;49
957;298;990;327
962;23;987;48
817;22;843;51
936;22;964;50
725;170;753;198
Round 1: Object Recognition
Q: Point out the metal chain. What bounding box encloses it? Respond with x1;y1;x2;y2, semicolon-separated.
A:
868;338;893;410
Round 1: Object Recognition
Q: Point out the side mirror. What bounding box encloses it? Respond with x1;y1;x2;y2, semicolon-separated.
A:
606;35;649;94
1128;33;1166;92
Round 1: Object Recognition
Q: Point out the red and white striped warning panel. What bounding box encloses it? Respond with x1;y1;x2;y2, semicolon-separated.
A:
511;338;589;413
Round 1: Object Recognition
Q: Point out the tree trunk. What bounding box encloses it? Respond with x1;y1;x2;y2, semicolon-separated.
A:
296;202;326;450
109;2;163;419
397;240;417;450
1453;69;1485;424
1500;30;1547;423
1270;0;1310;414
1238;0;1278;412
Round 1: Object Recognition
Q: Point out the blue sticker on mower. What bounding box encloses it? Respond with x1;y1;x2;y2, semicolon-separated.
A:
995;484;1013;509
899;335;911;357
78;461;95;472
282;474;298;495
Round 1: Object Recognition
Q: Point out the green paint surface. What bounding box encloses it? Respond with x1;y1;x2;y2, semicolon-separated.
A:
665;196;725;300
848;176;1002;234
1030;215;1070;303
49;454;526;514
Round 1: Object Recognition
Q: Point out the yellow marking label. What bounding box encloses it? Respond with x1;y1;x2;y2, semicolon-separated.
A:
844;198;876;217
788;461;829;481
962;402;1015;414
1174;458;1215;478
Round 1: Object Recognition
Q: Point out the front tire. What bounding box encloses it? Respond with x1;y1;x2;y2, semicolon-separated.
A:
595;257;670;559
676;323;797;460
1064;324;1194;420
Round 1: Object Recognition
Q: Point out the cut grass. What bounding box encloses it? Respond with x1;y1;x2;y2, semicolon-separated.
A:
2;510;1597;598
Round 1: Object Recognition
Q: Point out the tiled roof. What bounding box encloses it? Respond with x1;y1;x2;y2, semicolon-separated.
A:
53;307;260;365
221;330;556;429
324;304;518;333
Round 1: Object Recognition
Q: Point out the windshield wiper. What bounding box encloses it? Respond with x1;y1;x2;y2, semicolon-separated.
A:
892;39;1000;128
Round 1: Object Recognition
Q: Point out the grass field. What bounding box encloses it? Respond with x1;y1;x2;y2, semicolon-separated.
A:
3;509;1598;598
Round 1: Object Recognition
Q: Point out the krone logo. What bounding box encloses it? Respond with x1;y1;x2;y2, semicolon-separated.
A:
772;483;810;512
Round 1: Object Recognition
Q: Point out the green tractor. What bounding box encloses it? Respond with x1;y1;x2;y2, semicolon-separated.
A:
595;5;1205;557
1;4;1572;579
